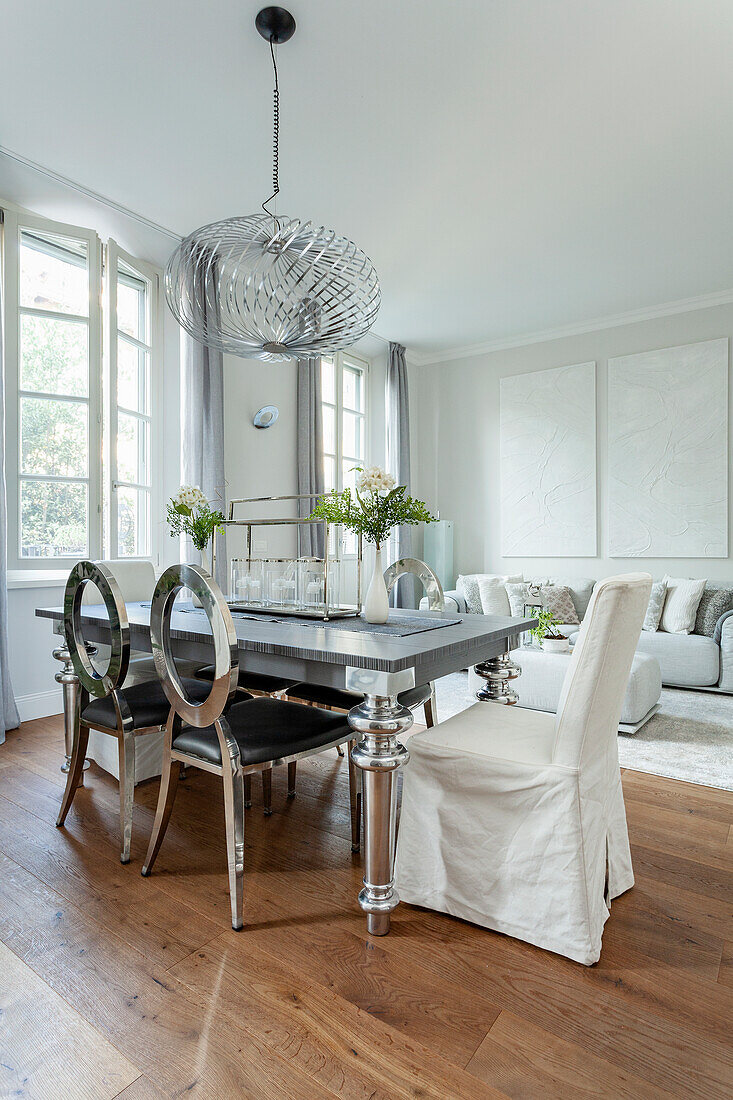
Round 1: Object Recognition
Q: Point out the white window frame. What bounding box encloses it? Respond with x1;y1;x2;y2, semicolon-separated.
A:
321;350;369;560
2;200;163;572
105;239;163;560
322;350;369;493
2;206;103;570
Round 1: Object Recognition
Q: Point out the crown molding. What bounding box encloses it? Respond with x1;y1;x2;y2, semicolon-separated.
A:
406;287;733;367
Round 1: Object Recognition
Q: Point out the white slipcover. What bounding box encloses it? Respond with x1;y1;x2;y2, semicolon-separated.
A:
395;572;652;966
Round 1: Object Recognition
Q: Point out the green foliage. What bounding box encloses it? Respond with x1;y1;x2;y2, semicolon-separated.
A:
529;607;566;644
166;499;225;554
309;480;436;549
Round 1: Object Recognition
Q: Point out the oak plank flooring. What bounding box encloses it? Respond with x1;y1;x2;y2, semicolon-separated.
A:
0;939;138;1100
0;715;731;1100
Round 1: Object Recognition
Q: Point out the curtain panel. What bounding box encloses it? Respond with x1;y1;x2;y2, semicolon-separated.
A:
386;341;416;608
0;213;20;741
296;357;325;557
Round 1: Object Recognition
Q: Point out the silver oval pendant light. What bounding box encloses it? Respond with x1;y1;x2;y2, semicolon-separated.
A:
165;7;381;362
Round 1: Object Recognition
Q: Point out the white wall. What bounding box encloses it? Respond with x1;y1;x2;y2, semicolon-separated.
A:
411;302;733;588
1;154;183;720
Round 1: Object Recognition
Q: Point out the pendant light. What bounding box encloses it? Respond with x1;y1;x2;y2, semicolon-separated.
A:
165;6;381;362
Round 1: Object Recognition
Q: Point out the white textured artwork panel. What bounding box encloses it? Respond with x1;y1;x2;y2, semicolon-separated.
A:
608;338;728;558
500;362;597;556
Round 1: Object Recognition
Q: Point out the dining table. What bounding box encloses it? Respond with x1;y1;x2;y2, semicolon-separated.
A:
37;599;534;936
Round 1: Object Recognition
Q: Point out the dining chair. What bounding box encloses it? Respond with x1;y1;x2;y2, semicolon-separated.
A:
394;572;652;966
285;557;444;795
56;560;211;863
193;662;302;814
141;563;362;930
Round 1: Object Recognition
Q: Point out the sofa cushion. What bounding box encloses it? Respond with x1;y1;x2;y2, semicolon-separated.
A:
545;577;595;620
457;574;522;615
506;583;579;625
660;576;706;634
635;630;719;687
695;586;733;638
642;579;668;632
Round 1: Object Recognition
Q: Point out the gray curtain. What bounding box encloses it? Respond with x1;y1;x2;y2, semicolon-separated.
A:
0;222;20;741
182;330;227;589
386;341;416;608
296;357;324;557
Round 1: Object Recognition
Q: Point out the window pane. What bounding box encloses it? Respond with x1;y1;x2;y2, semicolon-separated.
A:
323;455;336;493
342;366;363;412
20;480;87;558
20;397;88;477
117;338;149;413
117;487;150;556
342;461;358;494
117;413;149;485
20;230;88;316
117;263;147;342
342;411;363;459
20;313;88;397
321;357;335;403
322;405;335;453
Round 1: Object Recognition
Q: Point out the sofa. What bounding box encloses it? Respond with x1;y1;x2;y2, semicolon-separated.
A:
422;574;733;694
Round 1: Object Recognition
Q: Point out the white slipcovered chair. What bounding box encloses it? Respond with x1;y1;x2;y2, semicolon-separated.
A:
394;572;652;965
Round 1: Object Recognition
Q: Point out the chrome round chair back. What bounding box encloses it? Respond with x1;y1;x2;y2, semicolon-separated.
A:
64;560;130;698
151;564;238;727
383;557;445;612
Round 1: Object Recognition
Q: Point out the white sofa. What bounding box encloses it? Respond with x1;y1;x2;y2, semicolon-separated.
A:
423;575;733;693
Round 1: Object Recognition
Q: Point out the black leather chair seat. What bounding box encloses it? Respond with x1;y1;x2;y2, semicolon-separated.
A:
171;696;351;768
82;677;214;730
289;681;433;711
195;665;300;696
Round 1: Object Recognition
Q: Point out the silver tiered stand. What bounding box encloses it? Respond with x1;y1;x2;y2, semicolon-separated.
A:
220;494;363;620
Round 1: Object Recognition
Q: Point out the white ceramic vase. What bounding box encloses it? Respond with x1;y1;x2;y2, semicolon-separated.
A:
193;548;210;607
363;546;389;624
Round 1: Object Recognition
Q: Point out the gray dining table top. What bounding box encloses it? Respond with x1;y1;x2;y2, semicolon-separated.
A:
36;602;535;689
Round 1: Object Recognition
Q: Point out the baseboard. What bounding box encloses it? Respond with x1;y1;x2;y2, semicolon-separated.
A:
16;688;63;723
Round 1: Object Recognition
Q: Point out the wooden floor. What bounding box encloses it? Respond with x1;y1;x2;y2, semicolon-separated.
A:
0;716;731;1100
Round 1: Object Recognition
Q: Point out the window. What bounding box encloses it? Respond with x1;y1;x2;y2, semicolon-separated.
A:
321;351;368;554
106;242;157;558
2;206;161;569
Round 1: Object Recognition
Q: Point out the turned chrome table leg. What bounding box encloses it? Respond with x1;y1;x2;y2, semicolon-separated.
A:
53;639;90;780
349;684;412;936
475;650;521;705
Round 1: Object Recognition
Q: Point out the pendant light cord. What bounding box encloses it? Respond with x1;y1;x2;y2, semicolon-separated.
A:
262;36;280;223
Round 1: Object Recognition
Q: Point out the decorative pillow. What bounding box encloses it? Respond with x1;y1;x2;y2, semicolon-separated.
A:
477;576;513;616
504;583;580;626
694;586;733;638
642;579;667;632
458;574;522;616
660;576;707;635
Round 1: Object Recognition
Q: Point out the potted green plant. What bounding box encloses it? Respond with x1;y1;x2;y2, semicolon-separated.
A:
529;608;570;653
309;466;436;623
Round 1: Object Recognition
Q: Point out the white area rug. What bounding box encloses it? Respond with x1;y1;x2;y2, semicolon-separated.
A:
433;672;733;791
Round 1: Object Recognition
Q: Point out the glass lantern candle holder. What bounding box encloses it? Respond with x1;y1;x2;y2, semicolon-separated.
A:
264;559;298;609
297;558;326;612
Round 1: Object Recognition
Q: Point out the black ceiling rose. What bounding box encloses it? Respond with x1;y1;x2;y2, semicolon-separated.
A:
255;7;296;44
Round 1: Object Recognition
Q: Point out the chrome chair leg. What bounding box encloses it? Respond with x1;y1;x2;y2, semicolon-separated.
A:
142;753;180;877
424;684;437;728
118;731;136;864
56;720;90;828
222;764;245;930
287;761;297;798
348;738;361;853
336;743;345;757
262;767;273;815
244;773;252;809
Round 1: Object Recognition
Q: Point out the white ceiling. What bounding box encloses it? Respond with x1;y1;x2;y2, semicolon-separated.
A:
2;0;733;357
